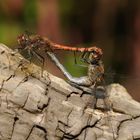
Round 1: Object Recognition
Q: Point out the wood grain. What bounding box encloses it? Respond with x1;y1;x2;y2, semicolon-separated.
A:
0;43;140;140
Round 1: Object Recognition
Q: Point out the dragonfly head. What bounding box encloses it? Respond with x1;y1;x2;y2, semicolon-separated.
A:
17;34;31;49
89;49;103;64
88;47;103;56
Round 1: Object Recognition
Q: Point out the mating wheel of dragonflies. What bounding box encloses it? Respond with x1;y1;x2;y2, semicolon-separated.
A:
16;33;140;97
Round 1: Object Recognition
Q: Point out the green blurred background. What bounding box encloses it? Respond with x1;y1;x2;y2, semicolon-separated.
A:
0;0;140;100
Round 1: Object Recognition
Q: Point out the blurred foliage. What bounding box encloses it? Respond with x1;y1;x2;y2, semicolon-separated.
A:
0;0;37;47
59;0;96;43
0;22;21;46
23;0;37;26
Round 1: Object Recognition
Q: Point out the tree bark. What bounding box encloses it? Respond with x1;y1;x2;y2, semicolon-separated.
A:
0;43;140;140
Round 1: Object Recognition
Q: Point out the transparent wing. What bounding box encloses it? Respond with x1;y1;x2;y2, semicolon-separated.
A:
104;71;140;100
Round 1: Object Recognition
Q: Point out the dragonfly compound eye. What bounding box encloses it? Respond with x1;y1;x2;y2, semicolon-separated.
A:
17;34;30;48
88;51;102;64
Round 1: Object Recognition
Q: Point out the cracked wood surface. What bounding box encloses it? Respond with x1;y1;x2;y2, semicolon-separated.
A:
0;43;140;140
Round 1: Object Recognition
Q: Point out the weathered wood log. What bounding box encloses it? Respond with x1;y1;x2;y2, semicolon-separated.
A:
0;43;140;140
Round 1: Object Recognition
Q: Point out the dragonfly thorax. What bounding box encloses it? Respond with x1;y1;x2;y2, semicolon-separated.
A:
88;60;104;85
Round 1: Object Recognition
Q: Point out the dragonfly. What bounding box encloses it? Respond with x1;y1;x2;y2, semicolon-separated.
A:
16;33;103;75
46;50;116;139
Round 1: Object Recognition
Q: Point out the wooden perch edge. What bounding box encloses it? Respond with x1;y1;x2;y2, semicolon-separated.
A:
0;43;140;140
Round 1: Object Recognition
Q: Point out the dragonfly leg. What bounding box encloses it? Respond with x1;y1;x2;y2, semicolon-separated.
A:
27;50;33;63
32;51;45;77
73;51;88;68
80;52;90;64
74;51;77;65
